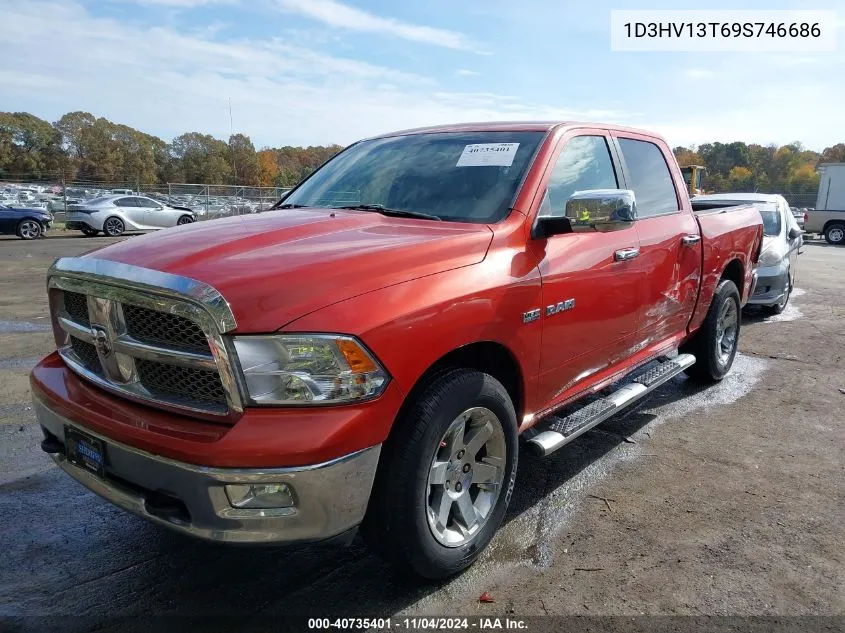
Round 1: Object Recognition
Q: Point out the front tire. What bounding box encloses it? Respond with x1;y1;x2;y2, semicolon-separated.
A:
761;278;791;316
177;215;194;226
362;369;518;579
16;220;42;240
103;216;125;237
682;279;741;382
824;223;845;245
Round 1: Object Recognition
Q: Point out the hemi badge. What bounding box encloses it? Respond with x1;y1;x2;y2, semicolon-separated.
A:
523;309;541;324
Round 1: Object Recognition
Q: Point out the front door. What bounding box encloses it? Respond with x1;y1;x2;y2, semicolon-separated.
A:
138;198;169;227
533;132;643;408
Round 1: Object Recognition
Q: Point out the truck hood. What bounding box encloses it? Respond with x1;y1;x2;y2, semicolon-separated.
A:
89;208;494;332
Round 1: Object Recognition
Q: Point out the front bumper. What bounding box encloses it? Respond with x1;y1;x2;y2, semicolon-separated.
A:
747;261;789;306
34;393;381;545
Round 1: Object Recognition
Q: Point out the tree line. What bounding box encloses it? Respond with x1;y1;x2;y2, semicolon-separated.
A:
0;111;342;188
674;141;844;196
2;110;844;193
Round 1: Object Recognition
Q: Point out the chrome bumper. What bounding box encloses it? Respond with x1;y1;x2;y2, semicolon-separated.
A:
34;396;381;545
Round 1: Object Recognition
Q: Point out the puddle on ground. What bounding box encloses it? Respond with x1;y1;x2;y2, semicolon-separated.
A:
0;357;42;371
415;353;769;606
762;288;805;323
0;320;52;333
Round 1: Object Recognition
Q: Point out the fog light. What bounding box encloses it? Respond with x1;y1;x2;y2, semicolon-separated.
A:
225;483;296;509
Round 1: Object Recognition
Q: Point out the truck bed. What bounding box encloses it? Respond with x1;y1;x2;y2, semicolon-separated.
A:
689;202;764;327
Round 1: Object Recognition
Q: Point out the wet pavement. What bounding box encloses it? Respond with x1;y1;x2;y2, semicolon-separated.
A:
0;233;843;630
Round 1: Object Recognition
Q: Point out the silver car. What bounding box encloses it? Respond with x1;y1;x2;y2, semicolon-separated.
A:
692;193;802;314
66;195;195;237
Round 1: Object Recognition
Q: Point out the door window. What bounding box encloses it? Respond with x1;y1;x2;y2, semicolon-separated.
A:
135;197;160;208
544;136;618;217
617;138;679;217
115;197;139;207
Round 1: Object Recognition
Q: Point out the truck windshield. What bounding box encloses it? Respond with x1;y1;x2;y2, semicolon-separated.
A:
279;131;545;223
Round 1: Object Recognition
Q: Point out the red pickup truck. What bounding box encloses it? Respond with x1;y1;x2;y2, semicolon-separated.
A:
32;122;763;579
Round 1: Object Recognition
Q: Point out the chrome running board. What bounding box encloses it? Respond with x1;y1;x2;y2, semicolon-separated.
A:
526;354;696;457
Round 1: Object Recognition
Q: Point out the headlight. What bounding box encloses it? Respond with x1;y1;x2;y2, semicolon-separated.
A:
232;334;389;405
758;248;781;266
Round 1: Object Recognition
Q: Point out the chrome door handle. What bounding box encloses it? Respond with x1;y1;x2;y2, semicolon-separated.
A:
681;234;701;246
614;247;640;261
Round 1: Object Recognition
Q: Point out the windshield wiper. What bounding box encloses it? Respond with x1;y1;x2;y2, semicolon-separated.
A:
275;203;307;209
337;204;441;221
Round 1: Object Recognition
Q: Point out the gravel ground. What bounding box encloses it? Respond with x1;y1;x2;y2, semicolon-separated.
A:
0;232;842;631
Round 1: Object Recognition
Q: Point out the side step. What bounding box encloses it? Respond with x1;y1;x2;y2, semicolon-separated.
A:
526;353;696;457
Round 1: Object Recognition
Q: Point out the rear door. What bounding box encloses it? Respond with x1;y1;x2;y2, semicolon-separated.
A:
612;134;701;345
533;130;644;407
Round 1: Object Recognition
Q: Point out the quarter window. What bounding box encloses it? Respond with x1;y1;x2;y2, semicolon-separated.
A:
617;138;679;217
543;136;618;217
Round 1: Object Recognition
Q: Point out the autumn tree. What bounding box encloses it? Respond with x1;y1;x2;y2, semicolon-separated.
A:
257;149;280;187
0;112;66;177
228;134;259;185
170;132;233;184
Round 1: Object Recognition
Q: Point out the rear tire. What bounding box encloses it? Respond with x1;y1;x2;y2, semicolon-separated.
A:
824;223;845;245
16;220;42;240
103;216;125;237
81;227;99;237
362;369;518;579
682;279;741;382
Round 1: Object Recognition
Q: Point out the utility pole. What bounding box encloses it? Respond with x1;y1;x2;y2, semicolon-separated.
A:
229;97;237;184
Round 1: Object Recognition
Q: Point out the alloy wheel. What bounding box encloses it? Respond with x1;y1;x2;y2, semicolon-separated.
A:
19;221;41;240
426;407;507;547
104;217;124;236
715;299;738;366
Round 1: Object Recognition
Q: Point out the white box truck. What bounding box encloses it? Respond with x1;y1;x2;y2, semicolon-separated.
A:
807;163;845;245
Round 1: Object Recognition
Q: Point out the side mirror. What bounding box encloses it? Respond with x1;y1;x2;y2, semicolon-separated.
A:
788;227;802;240
534;189;636;239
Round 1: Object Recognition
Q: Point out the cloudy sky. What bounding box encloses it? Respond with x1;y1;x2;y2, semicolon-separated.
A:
2;0;843;149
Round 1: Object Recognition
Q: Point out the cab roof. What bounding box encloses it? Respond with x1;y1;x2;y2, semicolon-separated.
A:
368;121;665;140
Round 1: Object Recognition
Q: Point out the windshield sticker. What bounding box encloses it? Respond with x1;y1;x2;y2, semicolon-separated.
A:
456;143;520;167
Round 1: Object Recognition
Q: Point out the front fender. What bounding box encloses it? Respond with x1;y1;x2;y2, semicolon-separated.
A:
281;263;543;414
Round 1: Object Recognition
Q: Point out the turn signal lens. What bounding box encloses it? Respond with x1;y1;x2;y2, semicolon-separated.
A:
335;338;378;373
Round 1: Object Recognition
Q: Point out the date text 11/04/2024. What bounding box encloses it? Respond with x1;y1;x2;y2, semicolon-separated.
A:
307;618;529;630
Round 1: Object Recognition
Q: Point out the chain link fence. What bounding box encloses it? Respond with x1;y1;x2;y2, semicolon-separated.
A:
0;177;291;222
1;175;822;221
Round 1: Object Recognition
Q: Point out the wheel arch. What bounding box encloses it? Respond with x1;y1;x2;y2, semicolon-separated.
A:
397;341;524;427
823;219;845;233
721;258;744;295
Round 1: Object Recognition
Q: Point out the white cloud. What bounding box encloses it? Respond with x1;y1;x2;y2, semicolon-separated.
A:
0;1;624;147
275;0;481;51
122;0;234;6
455;69;479;76
683;68;716;80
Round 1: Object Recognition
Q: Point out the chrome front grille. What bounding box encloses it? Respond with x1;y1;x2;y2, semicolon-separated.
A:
64;291;90;327
48;258;242;421
136;359;227;407
123;304;211;354
70;335;101;374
